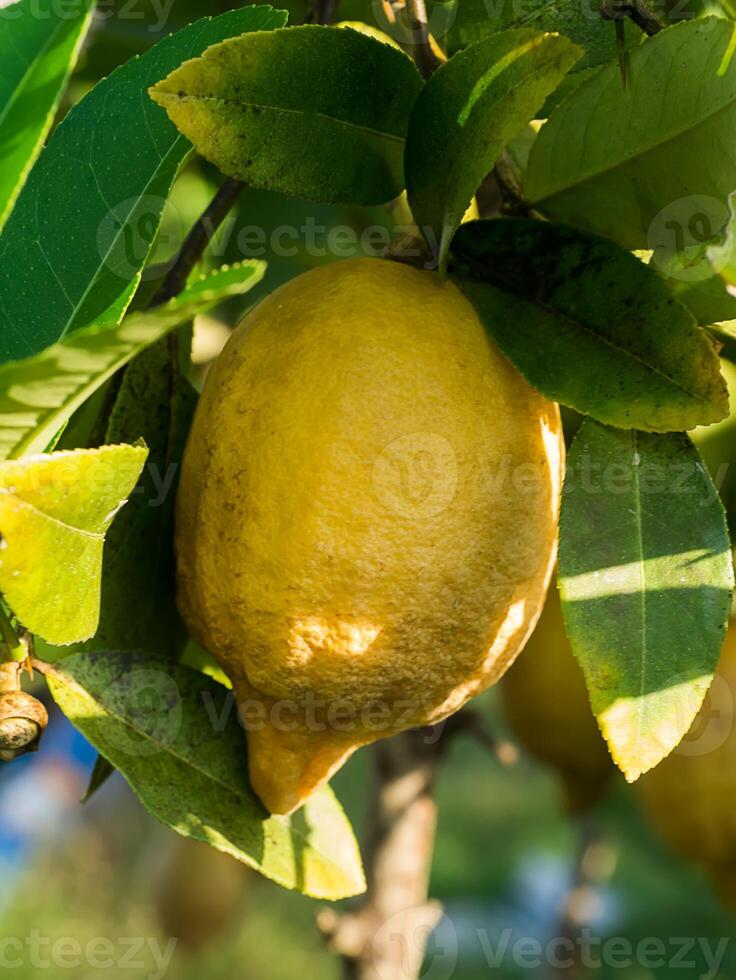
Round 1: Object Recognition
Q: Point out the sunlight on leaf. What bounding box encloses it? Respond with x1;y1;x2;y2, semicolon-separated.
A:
406;29;581;269
0;445;147;645
0;260;265;460
45;651;366;899
558;421;734;781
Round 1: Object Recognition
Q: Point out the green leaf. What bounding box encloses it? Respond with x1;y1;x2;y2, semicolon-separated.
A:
652;244;736;326
0;6;286;365
558;421;733;781
0;260;265;461
525;18;736;249
0;445;147;645
445;0;641;70
149;25;422;207
81;341;197;658
450;219;728;431
0;0;94;232
45;651;366;899
81;754;115;804
405;29;582;268
709;190;736;293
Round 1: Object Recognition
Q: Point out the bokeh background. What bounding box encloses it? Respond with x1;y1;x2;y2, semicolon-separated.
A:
4;688;736;979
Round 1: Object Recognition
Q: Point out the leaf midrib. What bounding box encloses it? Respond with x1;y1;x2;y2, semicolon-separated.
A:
0;488;103;539
156;92;406;145
630;430;648;741
0;16;68;135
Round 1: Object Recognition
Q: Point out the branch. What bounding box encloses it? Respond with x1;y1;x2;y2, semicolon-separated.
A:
150;177;244;306
317;710;513;979
318;728;443;980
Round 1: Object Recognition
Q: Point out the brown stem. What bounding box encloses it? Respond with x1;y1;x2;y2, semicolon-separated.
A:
406;0;440;78
319;728;445;980
599;0;664;36
150;177;244;307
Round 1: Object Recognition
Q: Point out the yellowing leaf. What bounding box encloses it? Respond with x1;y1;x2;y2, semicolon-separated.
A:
149;25;422;206
45;651;366;900
0;445;147;645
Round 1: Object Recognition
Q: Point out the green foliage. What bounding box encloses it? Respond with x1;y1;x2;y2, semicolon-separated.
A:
558;421;733;781
655;244;736;327
0;261;265;461
1;0;735;893
0;6;285;364
80;341;196;659
0;0;94;233
450;219;728;431
405;29;581;268
45;650;366;899
445;0;641;70
0;445;147;645
526;18;736;249
149;25;422;207
709;190;736;292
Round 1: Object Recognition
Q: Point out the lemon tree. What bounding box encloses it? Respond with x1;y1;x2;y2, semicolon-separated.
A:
1;0;736;973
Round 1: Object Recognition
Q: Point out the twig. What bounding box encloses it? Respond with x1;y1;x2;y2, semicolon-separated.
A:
599;0;664;37
150;177;244;306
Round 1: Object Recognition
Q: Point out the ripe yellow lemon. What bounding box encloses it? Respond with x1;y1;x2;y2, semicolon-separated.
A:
501;586;613;813
638;623;736;907
175;258;564;814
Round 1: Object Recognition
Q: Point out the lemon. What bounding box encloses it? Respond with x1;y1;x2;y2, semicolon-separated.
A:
638;623;736;907
176;257;564;814
501;585;613;813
